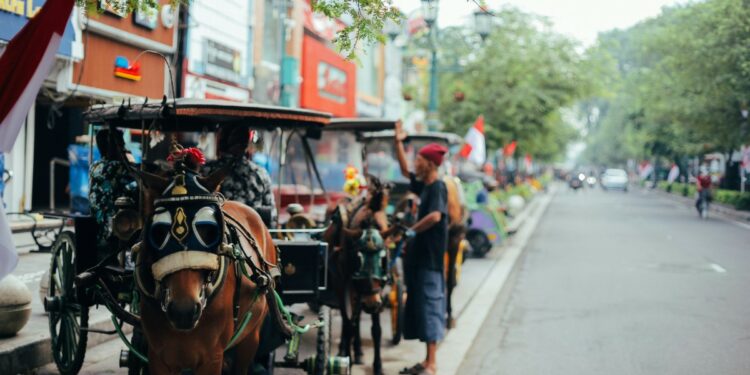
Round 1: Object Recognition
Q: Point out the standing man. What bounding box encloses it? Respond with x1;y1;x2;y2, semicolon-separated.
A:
394;121;449;375
203;125;276;226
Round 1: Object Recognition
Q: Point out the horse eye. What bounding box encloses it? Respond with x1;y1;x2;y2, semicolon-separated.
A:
150;224;171;249
195;224;219;247
149;210;172;249
193;207;220;247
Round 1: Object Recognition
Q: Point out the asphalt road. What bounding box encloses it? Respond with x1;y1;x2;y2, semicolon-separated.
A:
459;187;750;375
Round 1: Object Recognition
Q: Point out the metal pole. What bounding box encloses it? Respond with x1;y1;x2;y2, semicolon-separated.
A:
278;0;289;107
427;31;439;131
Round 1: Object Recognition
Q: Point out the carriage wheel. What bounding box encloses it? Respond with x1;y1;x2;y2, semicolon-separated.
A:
314;305;332;375
466;229;491;258
389;282;405;345
47;231;89;375
127;326;149;375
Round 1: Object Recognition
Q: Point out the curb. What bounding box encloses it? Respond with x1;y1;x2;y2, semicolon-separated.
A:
437;187;555;375
0;311;132;374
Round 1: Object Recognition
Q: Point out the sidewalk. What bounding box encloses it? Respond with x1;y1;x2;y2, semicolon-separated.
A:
646;187;750;222
9;189;554;375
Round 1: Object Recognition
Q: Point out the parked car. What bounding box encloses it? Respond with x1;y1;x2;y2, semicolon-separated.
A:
601;168;629;191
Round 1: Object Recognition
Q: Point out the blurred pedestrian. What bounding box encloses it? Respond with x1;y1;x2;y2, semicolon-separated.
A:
202;126;276;226
394;120;448;375
89;129;137;251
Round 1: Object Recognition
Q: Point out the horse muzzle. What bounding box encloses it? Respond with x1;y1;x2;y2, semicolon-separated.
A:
160;284;207;331
165;298;202;331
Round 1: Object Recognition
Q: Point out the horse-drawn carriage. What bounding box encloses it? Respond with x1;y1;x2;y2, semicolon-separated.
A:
42;98;347;375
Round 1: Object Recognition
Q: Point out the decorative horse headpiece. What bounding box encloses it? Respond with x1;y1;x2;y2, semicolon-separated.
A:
145;144;226;283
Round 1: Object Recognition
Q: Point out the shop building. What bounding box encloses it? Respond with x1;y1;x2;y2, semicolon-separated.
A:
2;1;177;212
1;0;82;212
181;0;253;102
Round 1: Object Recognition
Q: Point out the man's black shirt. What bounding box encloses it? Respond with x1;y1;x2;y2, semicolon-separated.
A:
405;172;448;271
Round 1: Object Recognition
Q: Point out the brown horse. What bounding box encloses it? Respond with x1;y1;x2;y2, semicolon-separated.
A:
324;179;395;375
133;163;283;375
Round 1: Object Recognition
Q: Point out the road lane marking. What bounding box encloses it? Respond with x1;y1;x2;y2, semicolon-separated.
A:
437;188;556;375
710;263;727;273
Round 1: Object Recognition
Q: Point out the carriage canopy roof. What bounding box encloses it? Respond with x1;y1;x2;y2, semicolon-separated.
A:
84;98;332;131
326;118;398;133
361;130;463;146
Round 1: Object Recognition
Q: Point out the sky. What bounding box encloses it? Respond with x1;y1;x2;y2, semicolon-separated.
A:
394;0;682;46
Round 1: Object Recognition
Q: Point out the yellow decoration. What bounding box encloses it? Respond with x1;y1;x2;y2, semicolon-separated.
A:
172;207;188;241
343;165;361;196
171;174;188;195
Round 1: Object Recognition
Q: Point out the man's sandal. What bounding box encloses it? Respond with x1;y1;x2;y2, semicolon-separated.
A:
399;363;425;374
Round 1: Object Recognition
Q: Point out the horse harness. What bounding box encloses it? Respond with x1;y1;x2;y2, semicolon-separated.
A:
133;167;290;350
336;202;389;290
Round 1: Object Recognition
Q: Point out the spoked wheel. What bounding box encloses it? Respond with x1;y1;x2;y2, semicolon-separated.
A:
46;231;89;375
466;229;491;258
314;305;332;375
389;281;405;345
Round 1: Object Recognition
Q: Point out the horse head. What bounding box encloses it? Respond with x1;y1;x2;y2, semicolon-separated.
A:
134;155;230;331
349;176;393;314
351;227;389;314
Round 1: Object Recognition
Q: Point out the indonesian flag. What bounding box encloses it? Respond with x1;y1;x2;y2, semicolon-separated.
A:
459;115;486;165
503;141;517;157
0;0;75;153
0;0;75;281
524;153;533;171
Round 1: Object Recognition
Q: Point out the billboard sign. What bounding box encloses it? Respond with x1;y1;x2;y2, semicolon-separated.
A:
0;0;77;57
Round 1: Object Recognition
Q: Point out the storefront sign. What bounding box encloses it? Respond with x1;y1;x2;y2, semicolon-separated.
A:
0;0;76;57
204;39;242;84
300;34;355;117
318;62;347;103
114;55;141;81
302;0;345;42
134;5;158;30
99;0;127;18
160;4;175;28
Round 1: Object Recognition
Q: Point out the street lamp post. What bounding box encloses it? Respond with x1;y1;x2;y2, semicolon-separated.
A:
421;0;440;130
278;0;293;107
420;1;493;131
383;18;403;119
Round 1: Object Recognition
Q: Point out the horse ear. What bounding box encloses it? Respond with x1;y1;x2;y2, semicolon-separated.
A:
132;170;170;194
198;164;230;192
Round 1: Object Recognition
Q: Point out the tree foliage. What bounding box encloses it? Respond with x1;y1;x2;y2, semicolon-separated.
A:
582;0;750;165
432;7;593;161
80;0;401;59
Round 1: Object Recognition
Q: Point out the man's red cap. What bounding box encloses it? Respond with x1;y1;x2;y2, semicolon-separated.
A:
418;143;449;166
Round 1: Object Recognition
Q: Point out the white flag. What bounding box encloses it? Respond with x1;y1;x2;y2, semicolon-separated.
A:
458;115;486;165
